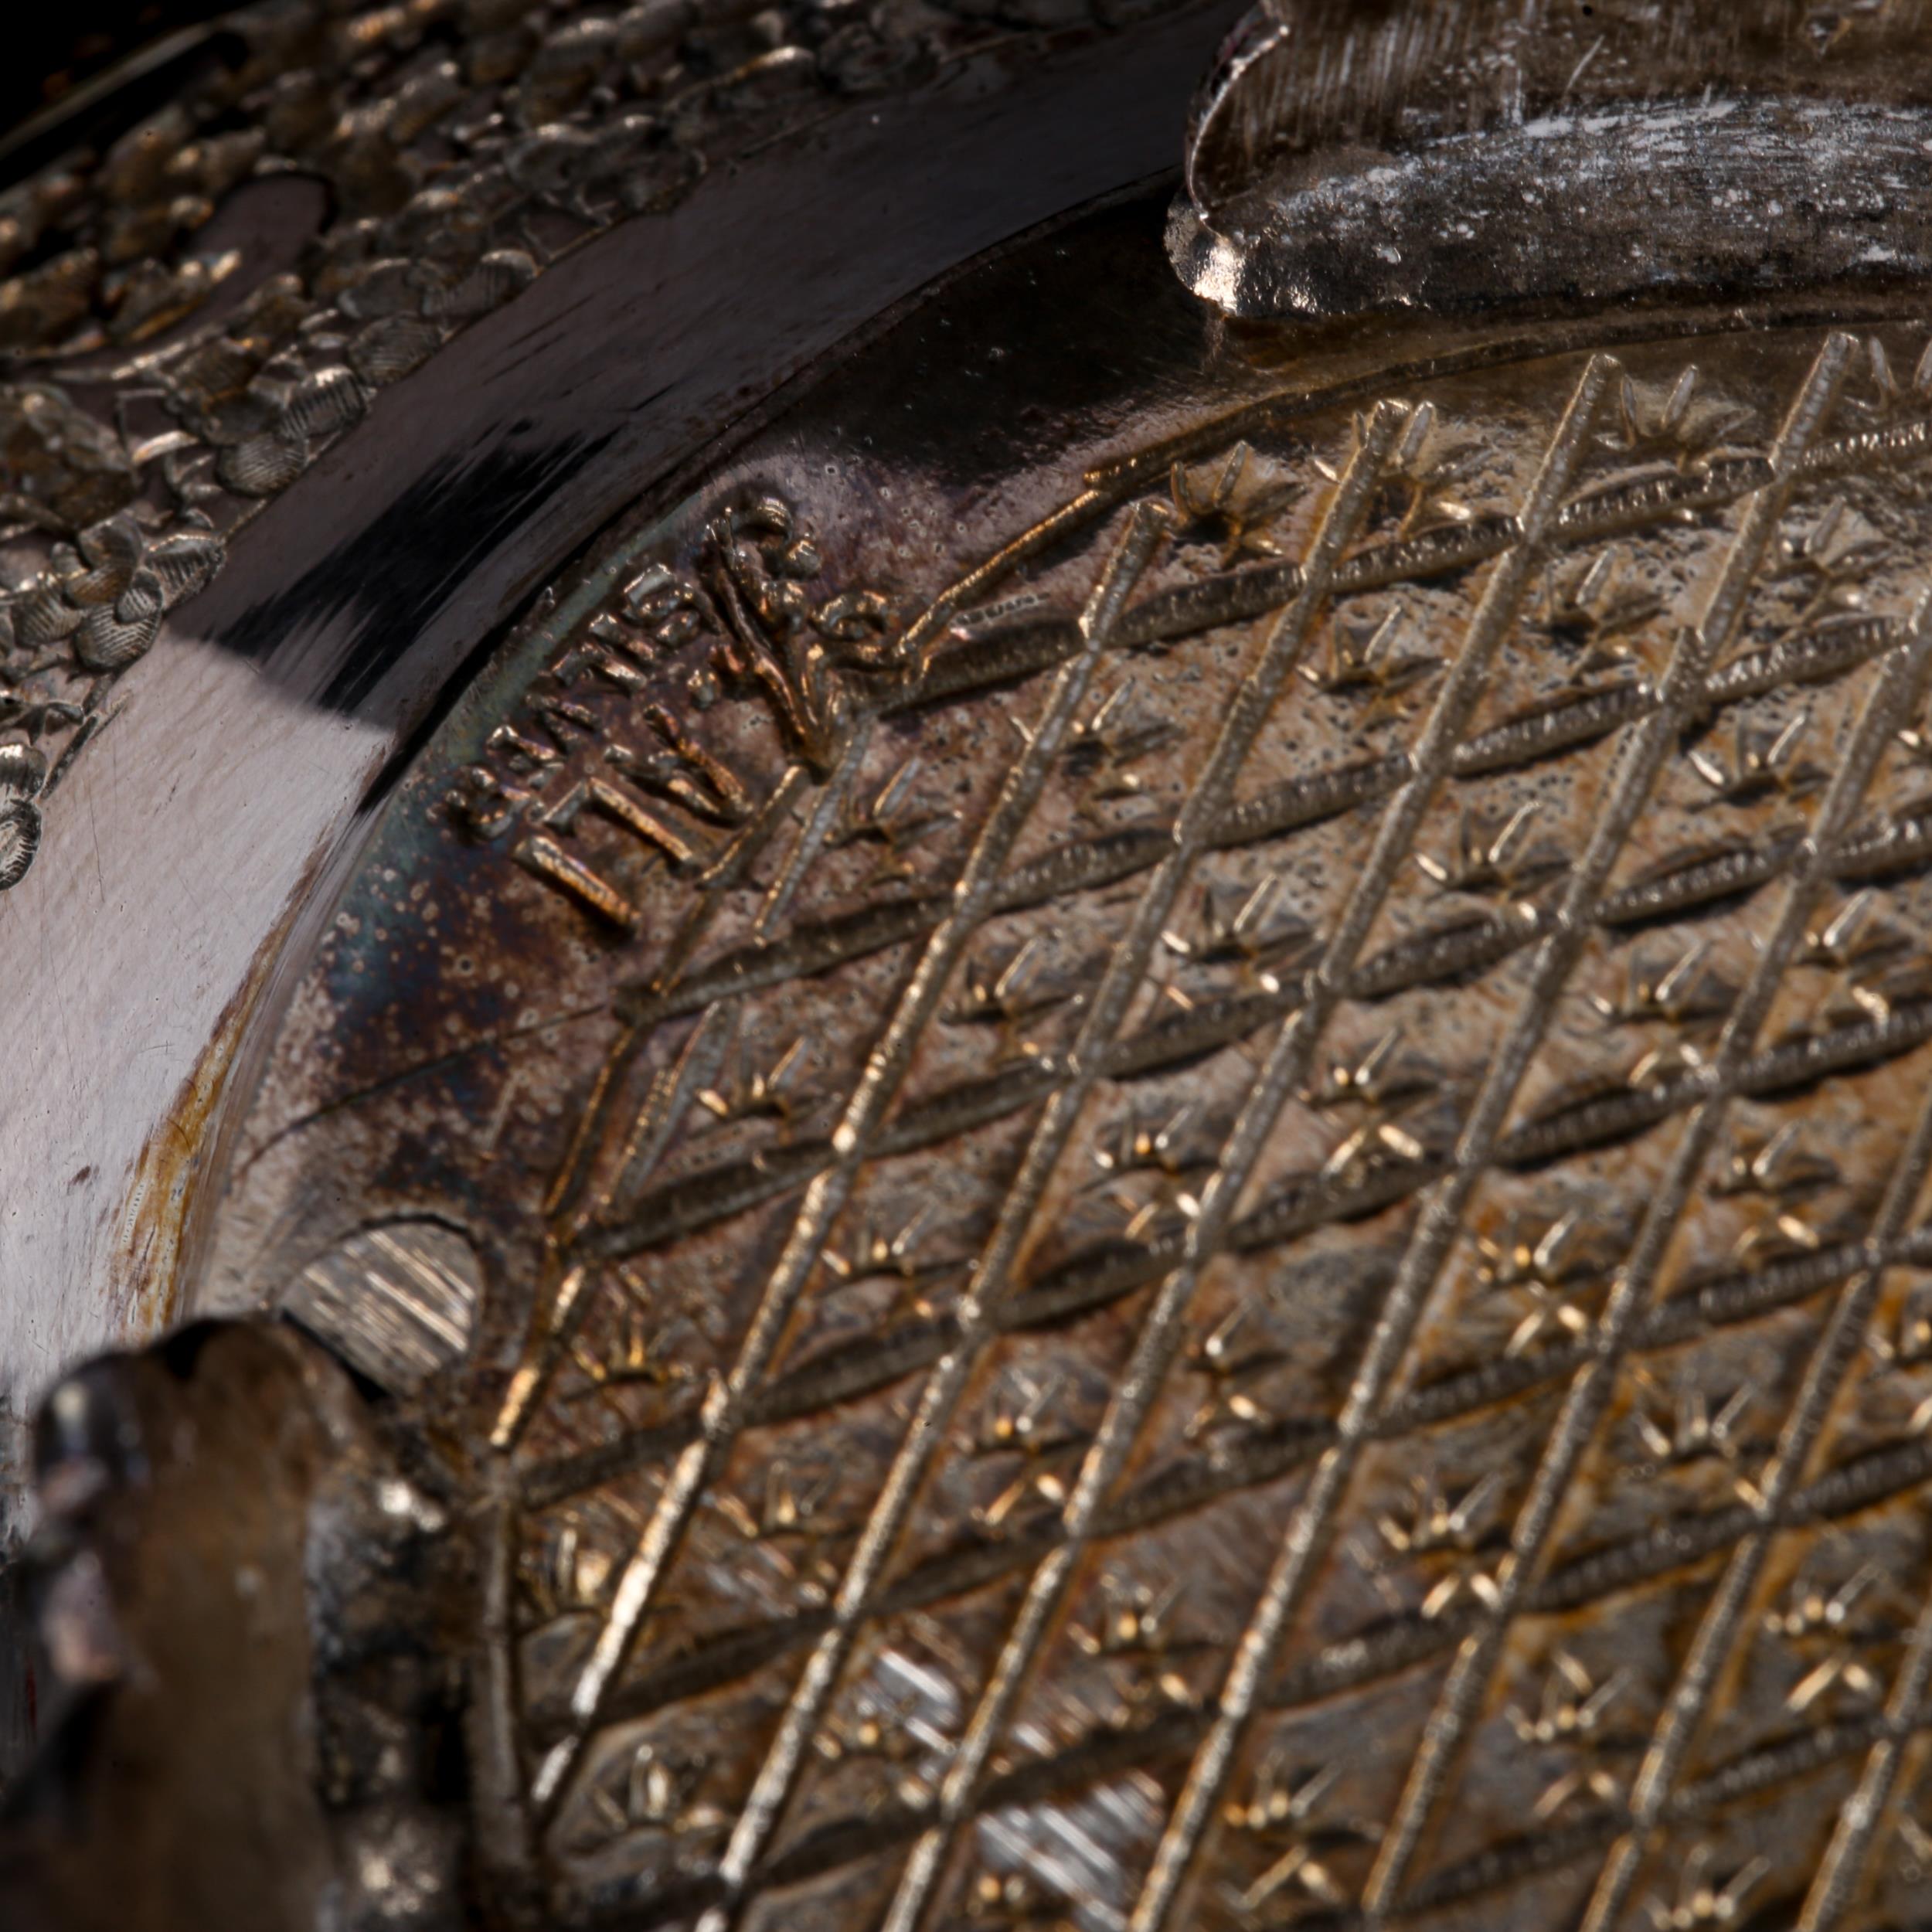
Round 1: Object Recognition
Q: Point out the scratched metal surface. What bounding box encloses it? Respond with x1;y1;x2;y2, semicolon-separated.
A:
184;158;1932;1930
1168;0;1932;322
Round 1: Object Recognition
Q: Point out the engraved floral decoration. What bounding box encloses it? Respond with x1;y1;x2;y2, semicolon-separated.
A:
0;0;1145;894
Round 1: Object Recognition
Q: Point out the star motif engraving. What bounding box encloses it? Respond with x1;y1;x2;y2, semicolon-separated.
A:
695;1029;813;1127
564;1311;701;1404
1764;1563;1887;1713
1062;683;1182;802
962;1869;1078;1930
1091;1100;1208;1179
1540;546;1665;674
1162;873;1314;983
1318;1104;1435;1194
946;935;1076;1044
1506;1650;1629;1820
1299;604;1444;702
1709;1124;1840;1199
1219;1757;1372;1925
1628;1372;1755;1471
1168;440;1298;566
1315;400;1477;538
968;1372;1091;1529
1182;1302;1288;1442
1774;498;1891;629
1600;366;1755;474
713;1456;848;1606
1474;1205;1623;1356
1685;712;1827;808
1585;939;1736;1032
587;1740;728;1845
1370;1471;1505;1619
1414;802;1569;900
1070;1570;1191;1662
1473;1201;1624;1308
1642;1844;1768;1930
1099;1170;1202;1247
1808;885;1912;964
524;1512;629;1621
1729;1204;1826;1274
1847;329;1932;422
1820;941;1932;1026
1869;1280;1932;1372
821;1202;961;1316
811;1686;939;1808
829;753;956;883
1070;1570;1213;1723
1304;1026;1440;1112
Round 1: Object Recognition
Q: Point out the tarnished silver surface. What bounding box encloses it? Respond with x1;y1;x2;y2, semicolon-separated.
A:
1169;0;1932;321
15;2;1932;1930
190;203;1932;1932
0;0;1243;1549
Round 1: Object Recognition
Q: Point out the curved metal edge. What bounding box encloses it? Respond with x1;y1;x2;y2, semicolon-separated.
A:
1175;95;1932;320
0;0;1250;1563
1175;0;1932;320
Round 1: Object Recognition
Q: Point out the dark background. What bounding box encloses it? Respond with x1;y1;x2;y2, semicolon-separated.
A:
2;2;233;175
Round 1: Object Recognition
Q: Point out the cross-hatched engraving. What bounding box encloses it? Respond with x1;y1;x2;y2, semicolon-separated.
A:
225;317;1932;1932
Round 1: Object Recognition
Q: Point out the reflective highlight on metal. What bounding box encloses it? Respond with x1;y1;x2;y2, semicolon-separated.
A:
14;3;1932;1931
1171;0;1932;320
